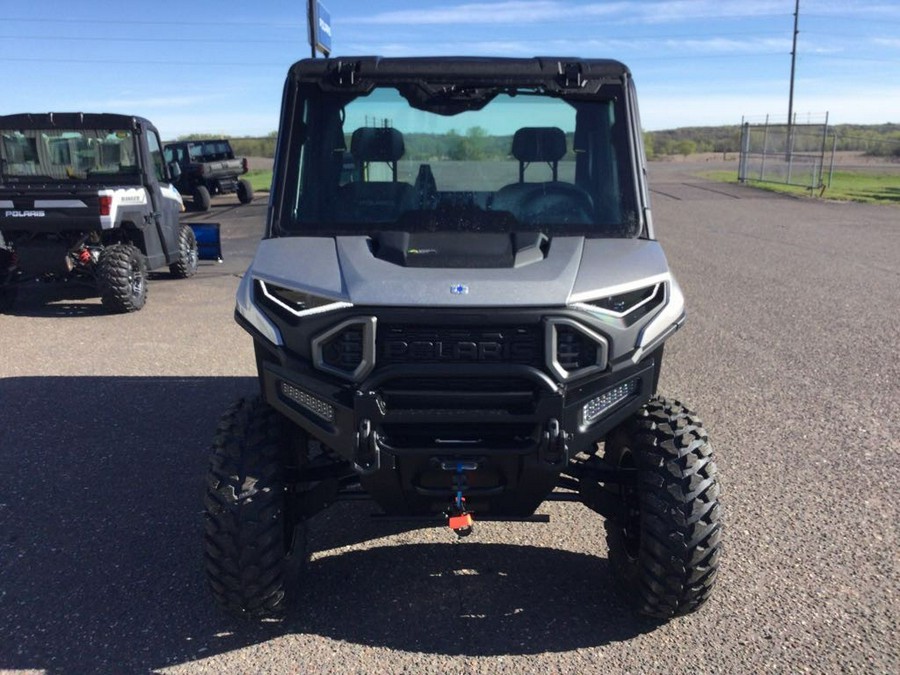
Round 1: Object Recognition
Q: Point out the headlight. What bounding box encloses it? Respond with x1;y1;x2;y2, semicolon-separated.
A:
235;273;282;345
256;279;351;318
636;278;685;354
575;283;663;322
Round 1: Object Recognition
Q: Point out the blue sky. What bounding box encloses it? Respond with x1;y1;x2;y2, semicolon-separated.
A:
1;1;898;138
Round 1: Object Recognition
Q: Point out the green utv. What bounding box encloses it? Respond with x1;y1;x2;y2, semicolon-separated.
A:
203;57;723;620
163;138;253;212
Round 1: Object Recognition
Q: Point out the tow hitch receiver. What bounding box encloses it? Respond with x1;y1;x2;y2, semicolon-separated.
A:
447;496;474;538
443;460;475;537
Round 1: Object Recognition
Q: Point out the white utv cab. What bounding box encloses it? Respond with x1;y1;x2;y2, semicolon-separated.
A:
0;113;198;313
204;57;722;620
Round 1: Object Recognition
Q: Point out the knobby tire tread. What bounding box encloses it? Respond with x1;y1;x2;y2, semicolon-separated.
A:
605;396;722;619
169;225;198;278
97;244;147;313
203;397;295;618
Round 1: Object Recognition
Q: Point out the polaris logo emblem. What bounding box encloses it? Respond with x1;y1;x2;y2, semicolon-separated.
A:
450;284;469;295
383;339;537;363
4;210;46;218
381;327;540;365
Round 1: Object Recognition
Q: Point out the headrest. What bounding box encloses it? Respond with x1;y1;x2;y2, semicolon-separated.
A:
350;127;405;162
511;127;567;162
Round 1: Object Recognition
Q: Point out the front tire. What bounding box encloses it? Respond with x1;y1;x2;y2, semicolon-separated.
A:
237;178;254;204
193;185;211;212
203;397;304;618
97;243;148;313
169;225;198;278
604;397;722;619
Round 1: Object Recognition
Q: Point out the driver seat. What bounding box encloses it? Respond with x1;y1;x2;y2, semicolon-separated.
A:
336;127;417;222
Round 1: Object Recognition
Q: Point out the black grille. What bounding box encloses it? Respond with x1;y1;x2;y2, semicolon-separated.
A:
321;324;364;371
383;376;537;391
378;325;542;366
379;377;538;414
556;325;598;371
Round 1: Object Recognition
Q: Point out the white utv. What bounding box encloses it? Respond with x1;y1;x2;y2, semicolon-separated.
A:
0;113;197;313
204;57;722;621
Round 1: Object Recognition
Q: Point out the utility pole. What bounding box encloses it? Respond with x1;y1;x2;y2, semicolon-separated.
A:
308;0;317;58
787;0;800;138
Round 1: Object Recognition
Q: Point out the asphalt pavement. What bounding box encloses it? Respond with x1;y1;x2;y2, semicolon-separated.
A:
1;170;898;673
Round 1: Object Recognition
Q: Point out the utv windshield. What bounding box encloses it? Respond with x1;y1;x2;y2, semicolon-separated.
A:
187;140;234;162
282;84;641;238
0;128;139;183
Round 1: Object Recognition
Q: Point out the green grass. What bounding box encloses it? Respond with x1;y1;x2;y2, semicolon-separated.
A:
244;170;273;192
249;165;898;203
699;169;900;205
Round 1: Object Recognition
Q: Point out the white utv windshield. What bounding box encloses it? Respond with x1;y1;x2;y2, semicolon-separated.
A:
287;85;640;238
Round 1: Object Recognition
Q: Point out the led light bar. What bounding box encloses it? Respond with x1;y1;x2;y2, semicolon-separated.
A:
280;381;335;422
581;379;638;426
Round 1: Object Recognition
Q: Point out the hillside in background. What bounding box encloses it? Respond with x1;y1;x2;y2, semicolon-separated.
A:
645;123;900;159
171;133;278;159
176;123;900;161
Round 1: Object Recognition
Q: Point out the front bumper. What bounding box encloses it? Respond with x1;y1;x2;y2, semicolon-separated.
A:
248;322;659;516
260;354;657;462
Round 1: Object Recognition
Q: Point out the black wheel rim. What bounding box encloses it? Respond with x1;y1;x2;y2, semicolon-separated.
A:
129;259;144;299
188;240;198;270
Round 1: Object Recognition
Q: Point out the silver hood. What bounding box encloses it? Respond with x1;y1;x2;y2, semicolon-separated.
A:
242;235;673;307
236;235;681;351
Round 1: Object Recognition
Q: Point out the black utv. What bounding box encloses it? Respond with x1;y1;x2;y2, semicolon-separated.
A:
204;57;722;620
0;113;198;312
163;139;253;211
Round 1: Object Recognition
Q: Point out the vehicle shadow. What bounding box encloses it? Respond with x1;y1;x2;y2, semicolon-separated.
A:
4;266;230;318
0;376;654;674
287;533;657;656
3;281;108;318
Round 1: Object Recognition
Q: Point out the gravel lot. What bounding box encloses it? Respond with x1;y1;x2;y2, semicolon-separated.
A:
1;166;898;673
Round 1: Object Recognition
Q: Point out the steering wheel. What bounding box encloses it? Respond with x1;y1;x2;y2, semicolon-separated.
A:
517;183;594;224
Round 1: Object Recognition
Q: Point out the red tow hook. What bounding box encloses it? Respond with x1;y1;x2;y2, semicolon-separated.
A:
447;495;474;538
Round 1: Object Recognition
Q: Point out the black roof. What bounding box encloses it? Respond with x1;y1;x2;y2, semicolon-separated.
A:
0;112;156;133
289;56;630;92
164;139;230;146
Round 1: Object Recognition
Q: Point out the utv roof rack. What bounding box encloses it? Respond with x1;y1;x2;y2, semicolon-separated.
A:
290;56;630;93
0;112;152;132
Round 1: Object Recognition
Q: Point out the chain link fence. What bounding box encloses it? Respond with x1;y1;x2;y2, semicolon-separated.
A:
738;116;836;190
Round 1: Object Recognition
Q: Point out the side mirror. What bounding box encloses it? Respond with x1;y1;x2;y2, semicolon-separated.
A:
168;161;182;180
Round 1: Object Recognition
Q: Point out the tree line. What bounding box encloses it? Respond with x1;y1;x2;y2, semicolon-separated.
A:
177;123;900;161
644;123;900;158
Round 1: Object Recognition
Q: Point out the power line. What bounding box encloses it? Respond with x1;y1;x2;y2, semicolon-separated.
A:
0;34;300;45
0;56;289;67
0;52;802;68
0;29;792;45
0;16;302;28
0;32;798;55
803;13;900;25
15;51;898;68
